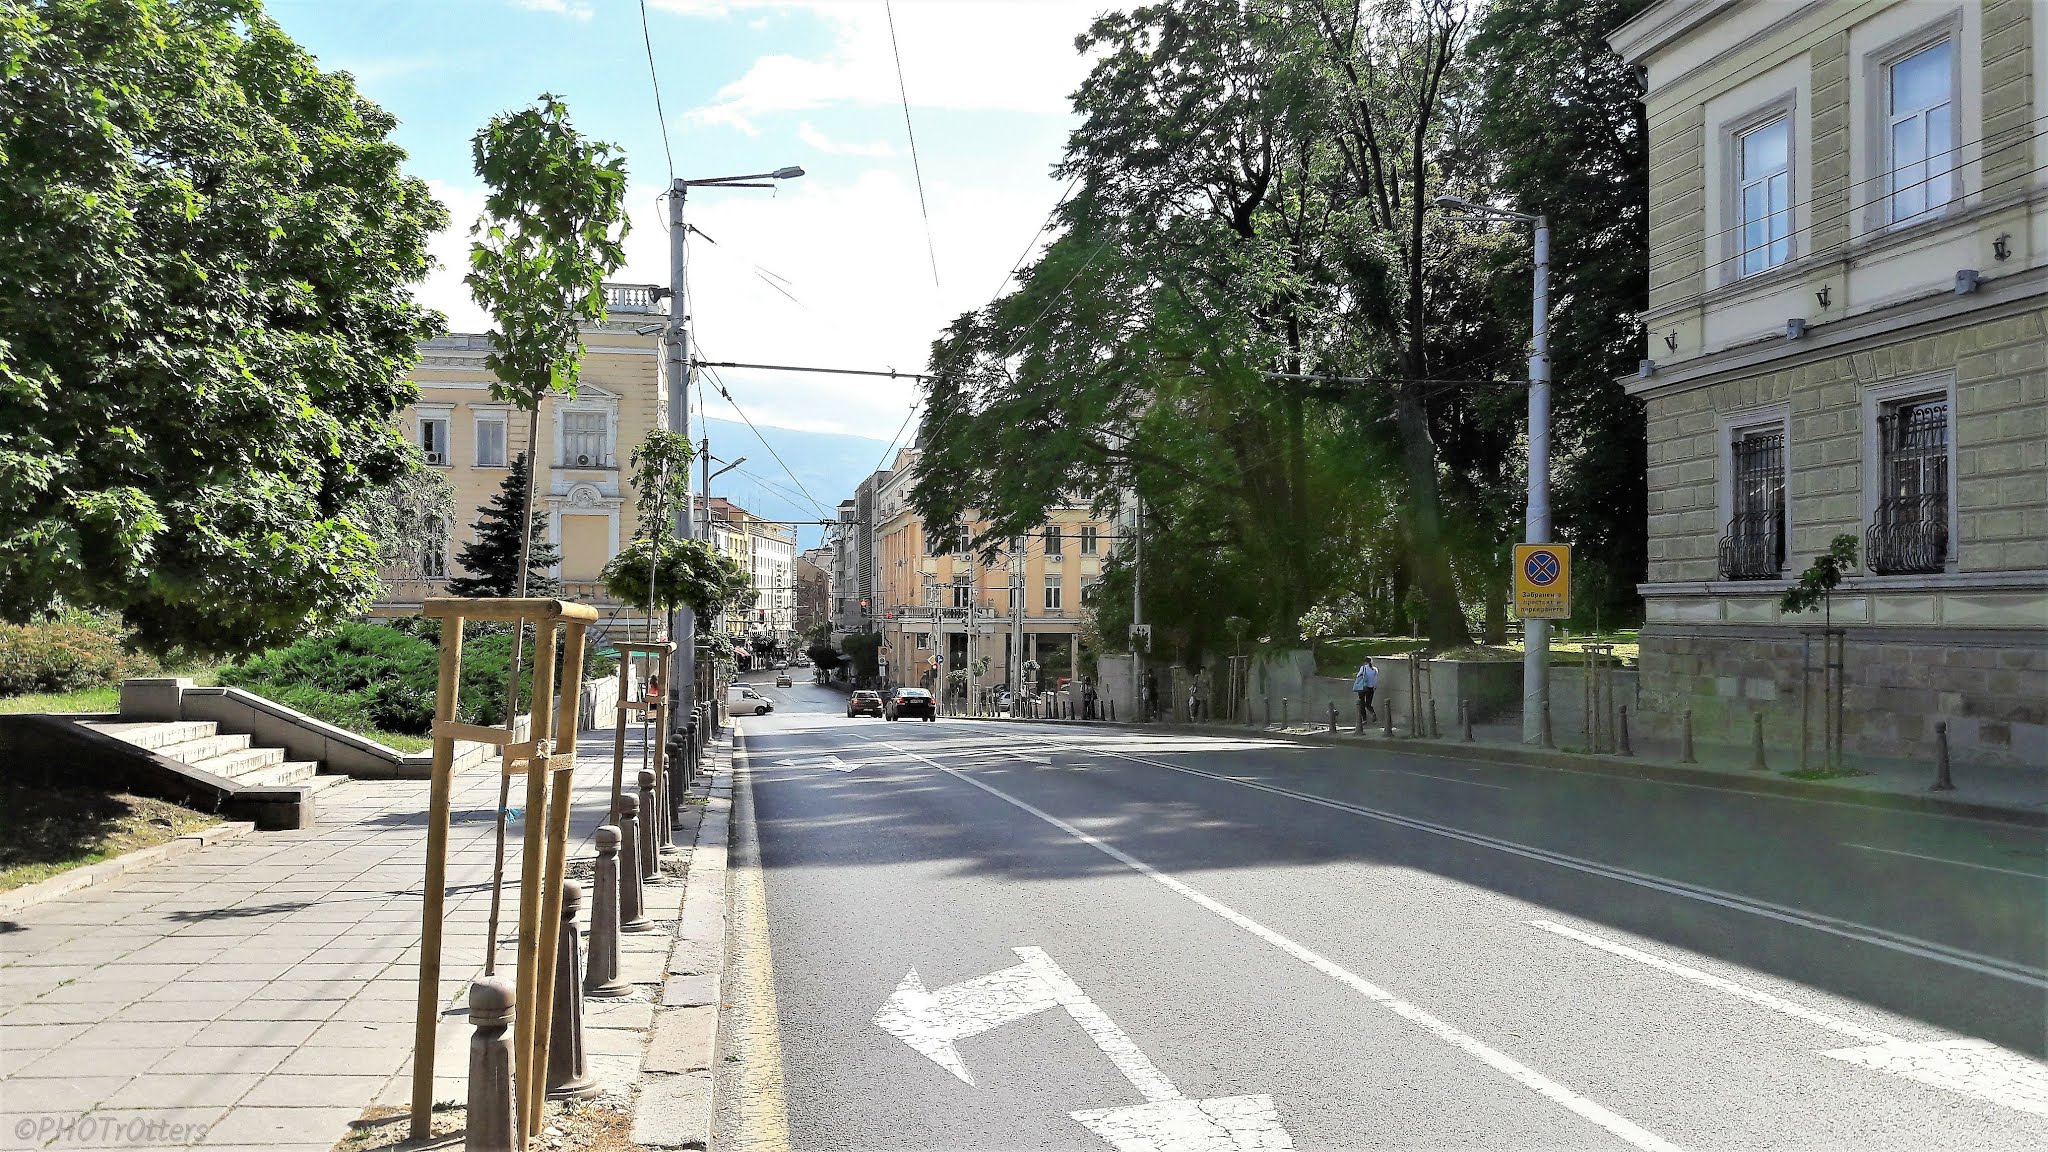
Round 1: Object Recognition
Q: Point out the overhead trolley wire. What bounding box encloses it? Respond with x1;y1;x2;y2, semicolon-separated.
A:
885;0;942;288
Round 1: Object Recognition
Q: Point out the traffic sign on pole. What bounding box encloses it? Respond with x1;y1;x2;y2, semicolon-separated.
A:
1513;544;1571;620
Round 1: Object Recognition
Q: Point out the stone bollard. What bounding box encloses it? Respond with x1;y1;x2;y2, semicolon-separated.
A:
1383;695;1395;738
1618;705;1634;757
547;880;598;1099
1109;700;1115;723
1930;720;1954;791
618;794;652;933
1428;698;1440;739
1460;699;1474;742
1328;702;1338;733
584;827;629;997
1540;698;1555;749
1264;696;1271;727
1281;698;1289;728
1681;708;1696;763
465;976;518;1152
638;770;660;883
1749;712;1767;772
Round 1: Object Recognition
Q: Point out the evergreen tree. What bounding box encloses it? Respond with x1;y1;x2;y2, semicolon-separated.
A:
447;454;559;597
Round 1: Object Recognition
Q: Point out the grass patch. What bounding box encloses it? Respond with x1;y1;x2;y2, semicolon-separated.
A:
0;780;217;892
0;662;222;716
368;730;432;754
1782;766;1871;781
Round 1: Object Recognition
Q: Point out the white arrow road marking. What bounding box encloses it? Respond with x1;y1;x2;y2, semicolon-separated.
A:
773;754;859;772
874;947;1293;1151
1530;918;2048;1116
866;740;1683;1152
871;962;1060;1085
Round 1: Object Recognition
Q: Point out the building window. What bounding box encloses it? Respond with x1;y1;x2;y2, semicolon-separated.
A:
1868;397;1949;574
563;410;608;467
1080;525;1099;555
1885;40;1954;225
1044;574;1063;612
1737;117;1791;276
475;414;506;468
1718;427;1785;579
419;416;449;465
420;515;449;579
952;579;974;610
1043;526;1062;557
915;633;929;651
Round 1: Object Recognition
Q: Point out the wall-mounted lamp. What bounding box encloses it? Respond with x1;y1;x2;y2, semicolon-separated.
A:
1638;359;1658;379
1786;318;1808;339
1814;285;1831;308
1955;269;1982;295
1663;331;1678;352
1993;234;2011;261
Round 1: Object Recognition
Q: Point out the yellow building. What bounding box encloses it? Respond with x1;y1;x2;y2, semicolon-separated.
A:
865;446;1114;694
376;283;668;637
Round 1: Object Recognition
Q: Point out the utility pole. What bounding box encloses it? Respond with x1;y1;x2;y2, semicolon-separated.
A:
1436;195;1551;746
1011;540;1023;701
665;181;695;735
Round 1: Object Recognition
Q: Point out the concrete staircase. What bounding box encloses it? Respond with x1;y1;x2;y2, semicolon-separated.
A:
83;719;345;793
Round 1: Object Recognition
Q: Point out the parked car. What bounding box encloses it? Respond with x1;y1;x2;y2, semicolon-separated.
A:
847;690;884;718
774;672;793;687
727;684;774;716
887;688;936;722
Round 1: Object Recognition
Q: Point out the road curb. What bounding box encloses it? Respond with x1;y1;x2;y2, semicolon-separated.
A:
950;715;2045;828
0;820;256;916
632;733;734;1150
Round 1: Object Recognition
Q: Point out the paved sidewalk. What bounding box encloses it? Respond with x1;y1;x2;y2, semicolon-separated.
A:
1;724;708;1152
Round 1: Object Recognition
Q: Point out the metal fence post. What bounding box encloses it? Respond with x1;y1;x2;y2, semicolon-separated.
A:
1749;712;1768;772
1930;719;1954;791
1681;708;1696;763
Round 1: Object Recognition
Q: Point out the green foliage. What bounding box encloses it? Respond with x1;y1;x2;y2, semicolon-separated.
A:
1780;535;1859;617
600;535;752;621
447;454;559;597
804;642;842;672
0;0;446;654
220;620;608;735
0;614;159;696
840;632;881;683
362;454;457;580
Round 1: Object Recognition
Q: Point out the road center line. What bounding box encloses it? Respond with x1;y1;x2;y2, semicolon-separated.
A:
1008;734;2048;990
868;738;1687;1152
1844;842;2048;880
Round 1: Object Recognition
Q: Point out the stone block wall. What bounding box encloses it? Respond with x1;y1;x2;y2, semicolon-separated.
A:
1638;625;2047;769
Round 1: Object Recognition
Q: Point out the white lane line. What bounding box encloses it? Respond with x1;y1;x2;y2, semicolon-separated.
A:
1015;946;1181;1104
1012;735;2048;990
869;738;1686;1152
1530;918;2048;1117
1844;842;2048;880
1388;769;1510;791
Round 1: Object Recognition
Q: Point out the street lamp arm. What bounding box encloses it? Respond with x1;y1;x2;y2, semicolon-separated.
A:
1433;193;1537;224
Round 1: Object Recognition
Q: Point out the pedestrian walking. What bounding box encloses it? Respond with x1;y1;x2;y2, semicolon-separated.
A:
1352;658;1378;724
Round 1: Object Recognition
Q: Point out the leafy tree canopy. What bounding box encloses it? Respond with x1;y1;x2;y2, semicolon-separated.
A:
599;534;753;623
0;0;445;653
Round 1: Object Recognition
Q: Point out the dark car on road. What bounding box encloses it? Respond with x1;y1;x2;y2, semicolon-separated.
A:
887;688;936;722
847;690;884;718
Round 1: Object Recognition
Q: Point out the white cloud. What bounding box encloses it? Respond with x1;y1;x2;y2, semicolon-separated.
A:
796;120;894;157
513;0;594;20
674;2;1102;132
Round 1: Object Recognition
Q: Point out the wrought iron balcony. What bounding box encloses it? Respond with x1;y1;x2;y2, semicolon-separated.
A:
1867;494;1948;575
1716;510;1784;580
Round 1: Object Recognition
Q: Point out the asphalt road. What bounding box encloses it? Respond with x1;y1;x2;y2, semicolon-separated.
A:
715;674;2048;1151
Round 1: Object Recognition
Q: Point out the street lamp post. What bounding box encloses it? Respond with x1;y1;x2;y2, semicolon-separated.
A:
1435;195;1551;747
664;166;802;733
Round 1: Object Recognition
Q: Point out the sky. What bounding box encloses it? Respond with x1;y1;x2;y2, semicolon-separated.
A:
270;0;1110;451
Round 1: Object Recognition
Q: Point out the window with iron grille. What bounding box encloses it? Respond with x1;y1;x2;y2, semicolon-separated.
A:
1868;398;1948;574
563;410;608;467
420;515;449;579
1718;427;1785;579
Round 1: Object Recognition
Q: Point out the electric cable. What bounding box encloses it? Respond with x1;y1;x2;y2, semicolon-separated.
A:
885;0;941;288
637;0;676;184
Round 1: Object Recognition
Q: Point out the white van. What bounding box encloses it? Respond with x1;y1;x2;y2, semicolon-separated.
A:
727;684;774;715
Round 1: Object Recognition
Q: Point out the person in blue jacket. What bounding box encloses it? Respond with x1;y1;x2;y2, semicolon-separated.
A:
1351;658;1378;725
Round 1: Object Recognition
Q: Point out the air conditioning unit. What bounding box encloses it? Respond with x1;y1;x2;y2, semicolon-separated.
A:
576;453;592;466
425;450;445;465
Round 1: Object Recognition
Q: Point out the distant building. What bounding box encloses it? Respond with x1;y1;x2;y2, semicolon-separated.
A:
794;547;832;637
378;283;666;640
698;497;797;653
1611;0;2046;767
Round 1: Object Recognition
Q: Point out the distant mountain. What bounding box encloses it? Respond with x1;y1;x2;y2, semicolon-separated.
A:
697;417;899;548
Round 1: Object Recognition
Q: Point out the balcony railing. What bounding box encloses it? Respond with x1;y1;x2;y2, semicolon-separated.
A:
1716;510;1783;580
603;283;664;314
1867;494;1948;575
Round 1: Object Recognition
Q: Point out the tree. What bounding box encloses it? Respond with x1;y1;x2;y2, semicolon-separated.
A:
361;457;457;582
447;454;559;597
599;534;752;624
465;95;630;599
0;0;445;654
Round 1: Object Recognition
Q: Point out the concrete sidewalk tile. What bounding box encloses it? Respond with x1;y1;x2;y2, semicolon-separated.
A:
642;1006;717;1074
152;1047;291;1076
108;1000;235;1024
74;1018;210;1049
188;1019;320;1047
661;974;717;1008
272;1046;403;1077
303;1018;408;1047
196;1105;361;1147
60;1106;226;1149
236;1073;386;1108
33;980;163;1005
584;1000;655;1031
16;1045;174;1078
231;999;346;1023
0;1074;130;1111
630;1071;712;1148
0;1023;90;1048
103;1072;264;1109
